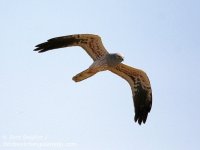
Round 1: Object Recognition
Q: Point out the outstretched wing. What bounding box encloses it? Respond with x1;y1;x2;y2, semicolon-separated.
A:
34;34;108;60
109;63;152;125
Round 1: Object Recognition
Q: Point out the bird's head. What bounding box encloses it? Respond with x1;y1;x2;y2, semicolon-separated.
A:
108;53;124;67
112;53;124;62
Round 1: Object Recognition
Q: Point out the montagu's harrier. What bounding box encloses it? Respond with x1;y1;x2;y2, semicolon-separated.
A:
34;34;152;125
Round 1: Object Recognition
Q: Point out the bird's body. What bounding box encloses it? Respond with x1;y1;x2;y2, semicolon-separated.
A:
73;53;124;82
34;34;152;125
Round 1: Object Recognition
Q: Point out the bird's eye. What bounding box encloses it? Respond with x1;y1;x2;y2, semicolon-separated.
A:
116;55;120;59
117;55;122;60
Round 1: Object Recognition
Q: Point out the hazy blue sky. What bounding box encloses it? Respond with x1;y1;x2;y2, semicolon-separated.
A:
0;0;200;150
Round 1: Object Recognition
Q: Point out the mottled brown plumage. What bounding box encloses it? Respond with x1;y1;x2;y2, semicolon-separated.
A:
34;34;152;125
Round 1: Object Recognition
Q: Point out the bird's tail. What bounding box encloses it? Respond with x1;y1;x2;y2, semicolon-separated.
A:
72;68;97;82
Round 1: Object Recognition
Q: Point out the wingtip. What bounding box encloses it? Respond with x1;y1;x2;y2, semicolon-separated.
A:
134;113;148;125
33;48;44;53
33;48;39;51
34;45;47;53
34;44;41;50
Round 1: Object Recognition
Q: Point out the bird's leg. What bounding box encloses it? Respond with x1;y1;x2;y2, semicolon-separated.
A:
72;68;97;82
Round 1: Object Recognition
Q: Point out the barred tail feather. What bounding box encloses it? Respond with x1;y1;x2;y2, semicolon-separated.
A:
72;69;97;82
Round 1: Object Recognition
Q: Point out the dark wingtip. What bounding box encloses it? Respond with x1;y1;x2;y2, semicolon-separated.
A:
34;45;47;53
33;48;42;53
134;112;148;125
34;47;40;51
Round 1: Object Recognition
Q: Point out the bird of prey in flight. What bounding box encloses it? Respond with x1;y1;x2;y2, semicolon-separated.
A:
34;34;152;125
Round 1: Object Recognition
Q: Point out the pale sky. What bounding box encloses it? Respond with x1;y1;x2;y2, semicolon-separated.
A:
0;0;200;150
